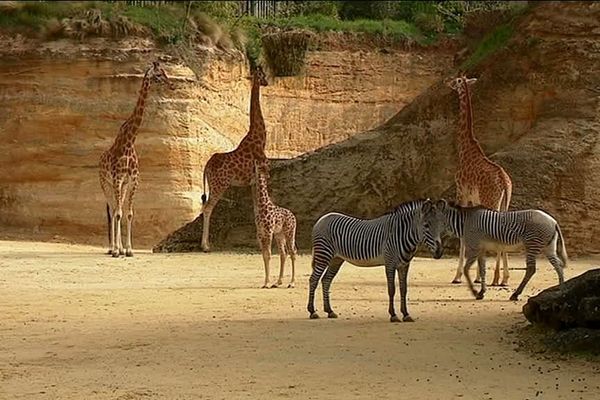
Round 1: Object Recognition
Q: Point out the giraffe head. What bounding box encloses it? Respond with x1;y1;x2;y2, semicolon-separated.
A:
252;65;269;87
147;61;175;90
253;158;271;182
447;75;477;93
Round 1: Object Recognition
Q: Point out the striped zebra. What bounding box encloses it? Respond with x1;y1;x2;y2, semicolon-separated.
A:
307;199;444;323
424;200;567;301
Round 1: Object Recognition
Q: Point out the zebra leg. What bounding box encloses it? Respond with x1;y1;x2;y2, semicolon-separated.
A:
386;264;400;322
462;253;480;299
545;249;565;288
476;254;487;300
307;258;329;319
398;263;414;322
322;258;343;319
510;253;537;301
452;238;466;284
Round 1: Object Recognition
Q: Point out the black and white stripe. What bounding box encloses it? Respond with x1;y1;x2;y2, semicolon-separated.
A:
307;199;443;322
437;202;568;300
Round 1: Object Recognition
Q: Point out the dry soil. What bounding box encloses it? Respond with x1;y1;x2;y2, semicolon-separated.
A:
1;240;599;399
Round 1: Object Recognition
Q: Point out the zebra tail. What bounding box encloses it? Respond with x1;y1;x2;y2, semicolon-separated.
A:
106;203;111;246
555;224;568;269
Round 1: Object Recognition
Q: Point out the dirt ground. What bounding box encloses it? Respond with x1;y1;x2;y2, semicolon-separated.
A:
1;240;599;400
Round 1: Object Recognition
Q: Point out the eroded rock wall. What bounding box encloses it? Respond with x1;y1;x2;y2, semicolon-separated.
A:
0;35;451;245
155;2;600;256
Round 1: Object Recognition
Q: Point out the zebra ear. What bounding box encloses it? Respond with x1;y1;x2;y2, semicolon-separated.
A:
422;199;433;213
435;199;448;210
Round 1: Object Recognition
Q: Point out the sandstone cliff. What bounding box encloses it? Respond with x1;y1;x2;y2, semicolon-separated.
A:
0;34;451;246
155;1;600;256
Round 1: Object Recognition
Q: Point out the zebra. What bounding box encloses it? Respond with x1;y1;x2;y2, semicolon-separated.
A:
307;199;445;323
423;200;567;301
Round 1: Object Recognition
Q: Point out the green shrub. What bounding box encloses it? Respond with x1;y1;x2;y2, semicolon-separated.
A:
414;12;444;35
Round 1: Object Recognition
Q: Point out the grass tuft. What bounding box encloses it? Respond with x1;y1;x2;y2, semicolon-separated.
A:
460;23;514;70
261;29;314;77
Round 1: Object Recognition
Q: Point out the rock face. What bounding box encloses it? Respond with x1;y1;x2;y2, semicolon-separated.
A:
155;1;600;255
0;35;450;246
522;269;600;330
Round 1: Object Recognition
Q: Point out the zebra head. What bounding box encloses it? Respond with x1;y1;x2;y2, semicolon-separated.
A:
421;199;445;259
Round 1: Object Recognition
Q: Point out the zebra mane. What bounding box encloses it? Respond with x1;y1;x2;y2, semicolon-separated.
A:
386;198;428;216
445;200;493;212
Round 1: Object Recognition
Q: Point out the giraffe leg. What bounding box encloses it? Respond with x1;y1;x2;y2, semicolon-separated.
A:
200;188;225;253
259;234;272;288
99;174;114;255
124;178;138;257
500;252;510;286
272;234;286;288
112;179;126;257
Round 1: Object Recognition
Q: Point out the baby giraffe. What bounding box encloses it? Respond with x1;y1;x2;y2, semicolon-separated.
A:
252;160;297;289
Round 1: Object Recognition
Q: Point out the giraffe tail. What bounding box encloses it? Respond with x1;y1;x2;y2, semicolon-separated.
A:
201;167;208;205
106;203;111;246
500;185;511;212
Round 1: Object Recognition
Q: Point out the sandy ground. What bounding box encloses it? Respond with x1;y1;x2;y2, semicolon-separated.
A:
1;240;599;400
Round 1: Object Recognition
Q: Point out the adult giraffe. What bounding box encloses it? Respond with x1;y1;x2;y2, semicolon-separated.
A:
199;65;269;252
448;75;513;286
99;61;174;257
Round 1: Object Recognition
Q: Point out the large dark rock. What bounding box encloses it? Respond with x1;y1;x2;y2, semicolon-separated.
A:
522;269;600;330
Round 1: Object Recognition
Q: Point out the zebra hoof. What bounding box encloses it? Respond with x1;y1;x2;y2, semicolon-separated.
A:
201;246;210;253
106;249;113;255
287;283;295;289
111;251;120;258
509;294;519;301
403;315;414;322
499;282;509;287
327;312;338;319
390;315;401;323
451;279;461;284
270;283;281;288
310;312;320;319
125;250;133;257
476;293;485;300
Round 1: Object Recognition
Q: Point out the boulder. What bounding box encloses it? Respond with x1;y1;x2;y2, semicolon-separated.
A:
522;269;600;330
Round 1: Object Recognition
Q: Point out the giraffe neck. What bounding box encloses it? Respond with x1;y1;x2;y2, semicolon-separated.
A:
117;73;151;147
253;172;272;211
457;84;486;168
247;78;266;145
